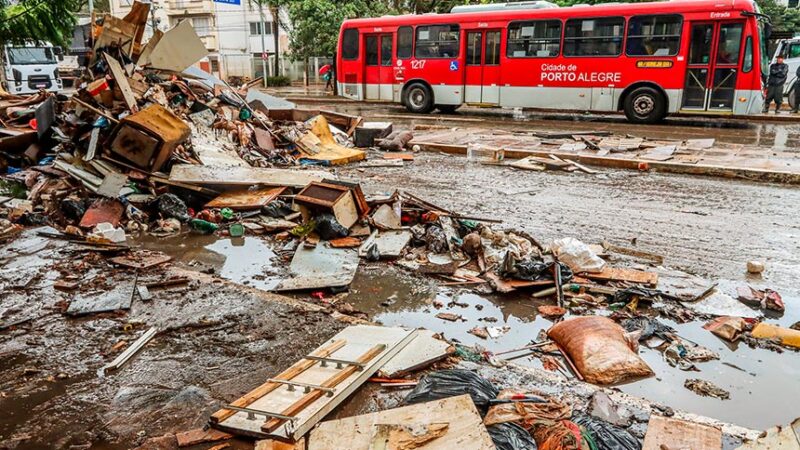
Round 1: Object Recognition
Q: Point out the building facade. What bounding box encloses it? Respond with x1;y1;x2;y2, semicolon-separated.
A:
108;0;290;80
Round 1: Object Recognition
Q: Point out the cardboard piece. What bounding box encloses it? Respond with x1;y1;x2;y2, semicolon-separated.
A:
642;415;722;450
308;395;494;450
295;115;366;165
145;20;208;72
104;53;138;112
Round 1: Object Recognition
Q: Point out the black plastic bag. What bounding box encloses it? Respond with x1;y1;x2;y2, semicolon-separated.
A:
573;414;641;450
315;213;349;240
487;422;538;450
152;193;190;222
364;243;380;261
404;369;498;409
261;199;293;218
60;198;86;222
621;316;676;342
501;253;573;283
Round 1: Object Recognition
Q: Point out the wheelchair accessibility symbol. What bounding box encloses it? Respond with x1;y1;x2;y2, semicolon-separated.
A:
449;60;459;71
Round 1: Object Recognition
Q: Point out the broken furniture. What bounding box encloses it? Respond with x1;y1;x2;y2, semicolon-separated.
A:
293;182;359;229
108;104;190;173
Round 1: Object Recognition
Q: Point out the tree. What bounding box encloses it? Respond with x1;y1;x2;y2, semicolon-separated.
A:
756;0;800;36
285;0;390;60
0;0;82;46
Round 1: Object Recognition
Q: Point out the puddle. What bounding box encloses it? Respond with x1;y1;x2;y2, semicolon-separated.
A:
132;234;800;430
342;265;800;430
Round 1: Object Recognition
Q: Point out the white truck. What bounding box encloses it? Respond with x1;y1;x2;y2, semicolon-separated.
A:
773;37;800;110
2;42;63;95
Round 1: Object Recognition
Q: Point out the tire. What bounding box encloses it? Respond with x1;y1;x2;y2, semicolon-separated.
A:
623;86;666;124
788;83;797;111
404;82;434;114
437;104;461;114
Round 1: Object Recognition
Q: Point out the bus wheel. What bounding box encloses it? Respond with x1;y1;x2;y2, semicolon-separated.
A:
624;86;665;123
437;104;460;114
404;83;434;114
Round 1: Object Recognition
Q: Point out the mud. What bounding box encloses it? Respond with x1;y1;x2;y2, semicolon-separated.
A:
0;229;345;449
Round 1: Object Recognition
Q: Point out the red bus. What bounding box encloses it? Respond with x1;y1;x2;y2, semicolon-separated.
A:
336;0;770;123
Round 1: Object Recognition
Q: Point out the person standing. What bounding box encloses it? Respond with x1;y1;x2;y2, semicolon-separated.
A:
764;56;789;113
793;65;800;113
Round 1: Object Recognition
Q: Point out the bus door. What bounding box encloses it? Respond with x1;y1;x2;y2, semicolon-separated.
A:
682;22;744;111
464;30;502;105
364;33;394;101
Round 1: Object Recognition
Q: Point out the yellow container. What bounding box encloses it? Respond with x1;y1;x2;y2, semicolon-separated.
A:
751;323;800;349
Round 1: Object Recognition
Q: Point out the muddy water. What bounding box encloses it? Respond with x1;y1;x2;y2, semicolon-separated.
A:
145;231;799;430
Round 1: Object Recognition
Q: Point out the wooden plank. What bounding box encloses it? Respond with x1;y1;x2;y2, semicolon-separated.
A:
583;266;658;287
169;165;329;188
308;395;494;450
210;339;346;424
378;329;453;378
215;326;416;440
261;344;386;433
206;187;286;210
642;415;722;450
104;53;138;113
383;153;414;161
176;428;233;447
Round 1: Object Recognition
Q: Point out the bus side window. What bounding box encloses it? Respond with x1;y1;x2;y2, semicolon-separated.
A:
398;26;413;59
342;29;359;60
626;15;682;57
415;24;460;59
564;17;625;57
743;36;753;73
366;36;379;66
507;20;561;58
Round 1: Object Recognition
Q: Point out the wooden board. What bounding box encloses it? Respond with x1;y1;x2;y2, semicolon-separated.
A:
206;187;286;210
383;153;414;161
378;329;453;378
214;326;417;441
308;395;494;450
583;267;658;287
104;53;138;113
175;428;232;447
169;165;329;188
642;415;722;450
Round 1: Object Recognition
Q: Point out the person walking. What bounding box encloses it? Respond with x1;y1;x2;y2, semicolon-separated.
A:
764;56;789;113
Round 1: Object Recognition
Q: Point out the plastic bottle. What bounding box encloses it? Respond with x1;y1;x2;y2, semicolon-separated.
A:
190;218;219;234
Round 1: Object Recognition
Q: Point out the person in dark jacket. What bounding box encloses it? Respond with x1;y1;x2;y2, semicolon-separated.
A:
793;65;800;113
764;56;789;113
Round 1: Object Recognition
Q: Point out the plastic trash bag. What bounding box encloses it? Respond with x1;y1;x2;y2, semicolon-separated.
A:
488;422;539;450
60;198;86;222
424;224;448;253
262;199;294;218
364;242;380;262
551;238;606;273
314;213;349;240
573;414;641;450
533;420;587;450
621;316;676;342
152;193;190;222
484;389;572;429
501;254;573;283
548;316;654;385
404;369;498;409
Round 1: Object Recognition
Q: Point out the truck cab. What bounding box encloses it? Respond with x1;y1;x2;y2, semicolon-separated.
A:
772;38;800;109
2;42;63;95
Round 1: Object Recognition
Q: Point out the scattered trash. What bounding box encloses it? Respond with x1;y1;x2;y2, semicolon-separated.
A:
404;369;499;409
642;415;722;450
684;378;730;400
746;260;765;274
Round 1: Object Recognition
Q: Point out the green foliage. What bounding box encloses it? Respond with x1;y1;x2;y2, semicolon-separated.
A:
266;75;291;86
286;0;391;59
756;0;800;35
0;0;82;46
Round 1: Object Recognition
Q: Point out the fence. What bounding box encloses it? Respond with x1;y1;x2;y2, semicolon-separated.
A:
221;54;333;85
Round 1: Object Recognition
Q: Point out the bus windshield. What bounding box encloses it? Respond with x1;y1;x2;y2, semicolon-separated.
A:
7;47;56;65
758;21;769;78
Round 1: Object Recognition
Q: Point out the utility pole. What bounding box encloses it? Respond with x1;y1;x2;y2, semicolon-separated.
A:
258;2;268;88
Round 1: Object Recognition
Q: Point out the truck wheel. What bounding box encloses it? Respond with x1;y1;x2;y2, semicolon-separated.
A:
624;86;666;124
404;83;434;114
789;84;797;111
